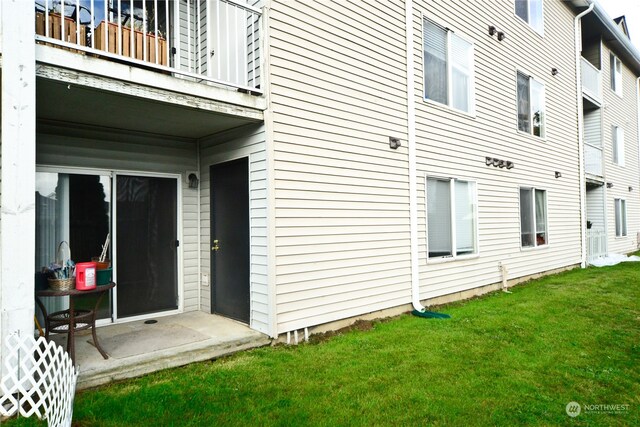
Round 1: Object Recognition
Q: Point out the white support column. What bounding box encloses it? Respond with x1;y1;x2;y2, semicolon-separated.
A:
0;0;37;365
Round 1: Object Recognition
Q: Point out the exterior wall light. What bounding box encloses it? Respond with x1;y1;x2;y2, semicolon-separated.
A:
389;137;401;150
188;173;199;189
497;31;506;41
555;171;562;178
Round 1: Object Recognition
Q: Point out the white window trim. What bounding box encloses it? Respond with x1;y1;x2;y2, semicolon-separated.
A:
516;70;546;140
425;176;480;263
614;198;627;237
611;54;623;97
519;186;549;250
612;125;625;166
422;15;476;116
514;0;544;36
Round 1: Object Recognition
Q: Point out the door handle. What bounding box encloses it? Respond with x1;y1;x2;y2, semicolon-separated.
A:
212;240;220;252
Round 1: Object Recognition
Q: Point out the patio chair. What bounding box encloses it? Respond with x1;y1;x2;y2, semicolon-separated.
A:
0;333;78;427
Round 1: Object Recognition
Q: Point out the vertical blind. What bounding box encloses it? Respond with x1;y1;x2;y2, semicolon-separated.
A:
451;34;472;112
427;178;452;256
615;199;627;237
427;178;476;258
455;180;475;254
424;19;448;104
612;126;624;165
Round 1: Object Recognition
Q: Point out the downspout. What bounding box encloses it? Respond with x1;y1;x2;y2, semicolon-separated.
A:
575;3;595;268
405;0;424;311
197;139;202;311
637;77;640;217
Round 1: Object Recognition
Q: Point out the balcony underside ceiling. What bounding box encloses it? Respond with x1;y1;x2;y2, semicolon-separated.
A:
32;74;262;140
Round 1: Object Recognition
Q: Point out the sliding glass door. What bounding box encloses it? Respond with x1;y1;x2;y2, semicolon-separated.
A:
35;171;112;321
36;170;180;324
115;175;178;318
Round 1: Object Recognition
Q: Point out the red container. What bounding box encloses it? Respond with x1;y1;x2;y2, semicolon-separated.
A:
76;262;97;291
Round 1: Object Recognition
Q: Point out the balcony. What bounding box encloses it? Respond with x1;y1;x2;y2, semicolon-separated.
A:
581;57;601;103
33;0;262;94
585;143;603;177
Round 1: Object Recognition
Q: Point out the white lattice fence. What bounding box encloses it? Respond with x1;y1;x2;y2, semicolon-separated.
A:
0;334;78;427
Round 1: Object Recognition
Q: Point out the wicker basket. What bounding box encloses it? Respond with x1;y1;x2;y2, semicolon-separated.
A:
47;277;76;291
49;241;75;291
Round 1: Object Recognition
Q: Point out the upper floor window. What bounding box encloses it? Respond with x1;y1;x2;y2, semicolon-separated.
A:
614;198;627;237
423;18;475;113
610;54;623;96
520;187;547;248
517;71;545;138
426;177;477;259
515;0;544;34
612;125;625;166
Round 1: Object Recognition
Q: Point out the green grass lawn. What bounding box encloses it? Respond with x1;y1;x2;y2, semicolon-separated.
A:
7;259;639;426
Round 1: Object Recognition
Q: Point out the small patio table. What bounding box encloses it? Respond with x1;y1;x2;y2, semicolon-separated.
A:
35;282;115;364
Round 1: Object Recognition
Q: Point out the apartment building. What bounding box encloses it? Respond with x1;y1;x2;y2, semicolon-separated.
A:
0;0;638;377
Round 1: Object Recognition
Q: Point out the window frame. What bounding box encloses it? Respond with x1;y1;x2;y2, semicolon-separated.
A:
614;198;627;237
516;70;546;139
519;186;548;249
425;176;479;262
422;16;476;115
610;54;623;96
514;0;544;36
612;125;625;166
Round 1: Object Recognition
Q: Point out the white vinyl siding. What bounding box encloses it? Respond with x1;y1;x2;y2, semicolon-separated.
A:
413;0;580;304
199;124;269;335
426;177;477;259
602;42;639;255
515;0;543;35
520;187;547;248
612;125;624;166
517;71;545;138
610;54;622;96
269;0;410;333
614;199;627;237
423;18;474;113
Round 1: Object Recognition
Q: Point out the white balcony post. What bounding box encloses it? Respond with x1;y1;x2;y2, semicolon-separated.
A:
0;0;36;372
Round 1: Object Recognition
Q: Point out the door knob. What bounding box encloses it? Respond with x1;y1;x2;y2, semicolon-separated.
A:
212;240;220;251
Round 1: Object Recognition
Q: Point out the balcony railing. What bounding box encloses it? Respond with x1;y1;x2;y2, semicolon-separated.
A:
581;57;601;102
585;143;602;176
34;0;262;93
586;228;606;264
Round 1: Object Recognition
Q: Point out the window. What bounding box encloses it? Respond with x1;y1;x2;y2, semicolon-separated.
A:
423;18;474;113
612;125;625;166
520;187;547;247
615;199;627;237
427;177;477;259
515;0;543;34
610;54;622;95
517;71;545;138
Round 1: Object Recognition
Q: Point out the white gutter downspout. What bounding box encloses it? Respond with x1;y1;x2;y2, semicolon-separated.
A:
576;3;595;268
637;77;640;200
405;0;424;311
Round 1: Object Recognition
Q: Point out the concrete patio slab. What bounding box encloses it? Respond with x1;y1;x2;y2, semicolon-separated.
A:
49;311;271;390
